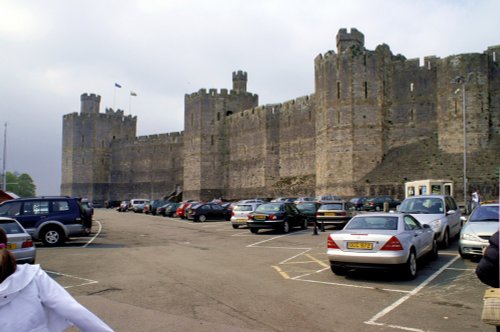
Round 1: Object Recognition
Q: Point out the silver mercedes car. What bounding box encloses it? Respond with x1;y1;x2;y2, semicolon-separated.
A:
327;213;437;279
458;203;499;259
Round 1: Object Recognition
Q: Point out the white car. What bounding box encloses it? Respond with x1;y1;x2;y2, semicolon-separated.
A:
397;195;461;248
327;213;437;279
459;203;499;259
230;203;261;229
0;217;36;264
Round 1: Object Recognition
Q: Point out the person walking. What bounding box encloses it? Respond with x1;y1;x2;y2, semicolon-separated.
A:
0;228;114;331
476;231;500;331
472;189;481;211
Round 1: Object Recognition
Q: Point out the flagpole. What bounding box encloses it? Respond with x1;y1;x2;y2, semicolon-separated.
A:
129;93;132;114
113;86;117;110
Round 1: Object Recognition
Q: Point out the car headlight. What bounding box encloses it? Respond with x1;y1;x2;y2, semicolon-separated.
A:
461;232;481;241
429;219;442;232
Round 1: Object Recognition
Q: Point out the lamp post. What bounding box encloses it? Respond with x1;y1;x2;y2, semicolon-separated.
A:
453;73;472;213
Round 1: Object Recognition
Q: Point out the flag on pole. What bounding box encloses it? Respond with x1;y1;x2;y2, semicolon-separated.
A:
115;83;122;88
130;91;137;96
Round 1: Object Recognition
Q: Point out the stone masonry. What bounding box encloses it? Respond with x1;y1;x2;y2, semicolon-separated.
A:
61;28;500;205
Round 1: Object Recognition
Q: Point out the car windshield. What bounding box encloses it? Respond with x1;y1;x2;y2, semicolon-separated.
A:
255;204;282;212
469;205;499;222
320;203;343;210
0;221;24;234
297;204;316;212
345;216;398;230
233;205;253;212
399;197;443;214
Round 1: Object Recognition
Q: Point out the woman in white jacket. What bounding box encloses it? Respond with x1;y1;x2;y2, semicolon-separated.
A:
0;228;114;332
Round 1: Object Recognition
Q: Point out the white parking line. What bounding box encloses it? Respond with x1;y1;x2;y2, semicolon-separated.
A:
364;256;460;331
46;270;99;289
82;219;103;248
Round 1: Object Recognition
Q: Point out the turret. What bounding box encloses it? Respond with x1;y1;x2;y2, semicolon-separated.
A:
80;93;101;114
336;28;365;53
232;70;247;92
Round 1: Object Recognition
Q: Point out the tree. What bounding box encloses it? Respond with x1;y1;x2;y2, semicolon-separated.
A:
5;171;36;197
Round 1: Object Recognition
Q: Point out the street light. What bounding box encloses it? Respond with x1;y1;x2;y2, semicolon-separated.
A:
453;73;473;213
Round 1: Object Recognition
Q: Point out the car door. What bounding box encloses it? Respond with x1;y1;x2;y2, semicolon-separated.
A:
404;215;432;256
210;204;224;220
15;200;50;232
444;196;461;237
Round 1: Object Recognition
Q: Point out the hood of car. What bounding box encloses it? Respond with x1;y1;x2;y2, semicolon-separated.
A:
462;221;499;236
409;214;443;224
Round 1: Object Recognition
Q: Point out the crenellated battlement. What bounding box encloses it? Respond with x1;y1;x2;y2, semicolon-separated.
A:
185;88;258;101
336;27;364;53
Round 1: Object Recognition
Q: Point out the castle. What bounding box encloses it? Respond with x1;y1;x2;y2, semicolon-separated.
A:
61;28;500;204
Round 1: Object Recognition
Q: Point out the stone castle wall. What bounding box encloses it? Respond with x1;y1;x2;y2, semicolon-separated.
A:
61;29;500;204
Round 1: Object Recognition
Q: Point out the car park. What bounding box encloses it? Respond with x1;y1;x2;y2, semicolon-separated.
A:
294;197;316;205
0;217;36;264
458;203;499;259
145;199;168;215
247;202;307;234
327;213;437;279
397;195;461;248
363;196;400;211
186;202;231;222
0;196;90;246
230;202;262;229
316;201;357;229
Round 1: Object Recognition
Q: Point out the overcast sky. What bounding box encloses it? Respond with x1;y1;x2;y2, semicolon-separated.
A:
1;0;499;196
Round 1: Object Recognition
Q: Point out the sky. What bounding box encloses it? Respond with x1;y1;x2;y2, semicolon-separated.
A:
1;0;499;195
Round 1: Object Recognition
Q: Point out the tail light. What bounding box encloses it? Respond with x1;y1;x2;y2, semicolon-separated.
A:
380;236;404;251
22;239;34;248
327;237;339;249
248;214;253;220
338;211;347;216
231;211;235;217
269;214;277;220
316;212;323;217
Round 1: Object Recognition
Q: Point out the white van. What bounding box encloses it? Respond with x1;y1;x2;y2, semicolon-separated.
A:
129;199;150;213
405;179;453;198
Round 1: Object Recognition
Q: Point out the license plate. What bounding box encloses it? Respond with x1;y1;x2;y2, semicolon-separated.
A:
254;215;267;221
347;242;373;250
7;243;16;250
236;218;247;222
325;212;336;216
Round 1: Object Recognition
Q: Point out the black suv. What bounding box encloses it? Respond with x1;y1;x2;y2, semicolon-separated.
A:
0;196;92;246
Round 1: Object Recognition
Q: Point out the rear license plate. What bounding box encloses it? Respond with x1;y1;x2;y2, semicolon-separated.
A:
254;215;266;221
236;218;246;222
325;212;336;216
7;243;16;250
347;242;373;250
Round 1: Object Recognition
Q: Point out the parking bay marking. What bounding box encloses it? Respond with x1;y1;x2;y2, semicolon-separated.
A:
247;232;463;331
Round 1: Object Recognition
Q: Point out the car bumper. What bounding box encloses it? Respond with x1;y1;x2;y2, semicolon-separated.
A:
316;217;349;225
459;238;489;256
327;248;409;265
12;247;36;264
247;220;284;229
231;217;248;225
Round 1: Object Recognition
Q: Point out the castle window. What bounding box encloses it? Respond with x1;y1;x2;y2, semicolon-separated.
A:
410;109;414;121
337;82;340;99
364;82;368;99
309;110;312;121
363;54;367;66
454;100;458;116
226;111;233;116
217;112;220;121
337;110;340;124
112;136;116;139
81;135;84;144
211;135;214;145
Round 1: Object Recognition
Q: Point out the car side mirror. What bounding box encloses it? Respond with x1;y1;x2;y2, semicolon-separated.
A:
447;210;456;215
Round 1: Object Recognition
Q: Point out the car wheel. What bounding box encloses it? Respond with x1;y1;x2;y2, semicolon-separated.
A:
402;249;417;280
429;237;438;261
301;218;308;230
250;228;259;234
198;215;207;222
440;228;450;249
41;226;64;246
282;221;290;233
375;206;381;212
232;224;239;229
330;264;347;276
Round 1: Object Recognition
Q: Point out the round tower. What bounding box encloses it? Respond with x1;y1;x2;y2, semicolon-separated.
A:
80;93;101;114
232;70;247;92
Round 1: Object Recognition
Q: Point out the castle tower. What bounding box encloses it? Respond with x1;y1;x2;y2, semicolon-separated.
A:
183;71;258;200
336;28;364;53
80;93;101;114
61;94;137;203
232;70;247;92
